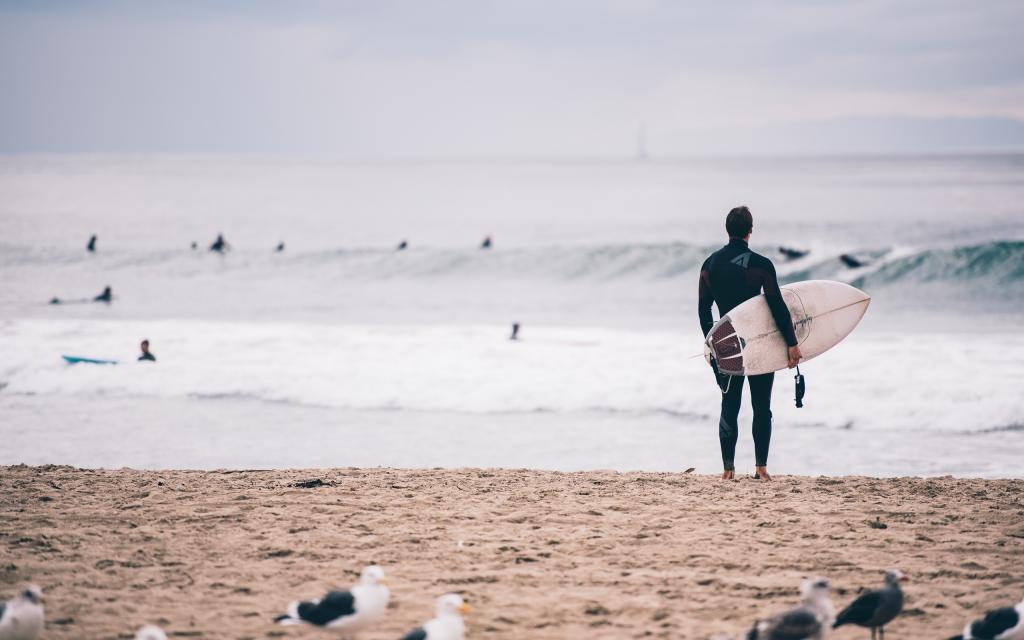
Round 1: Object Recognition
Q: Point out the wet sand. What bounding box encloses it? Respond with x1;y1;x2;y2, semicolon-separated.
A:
1;465;1021;639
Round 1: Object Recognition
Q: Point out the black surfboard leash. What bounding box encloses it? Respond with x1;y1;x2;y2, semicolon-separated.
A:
794;365;806;408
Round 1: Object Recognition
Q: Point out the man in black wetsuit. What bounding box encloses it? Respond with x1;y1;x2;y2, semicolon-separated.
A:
698;206;801;481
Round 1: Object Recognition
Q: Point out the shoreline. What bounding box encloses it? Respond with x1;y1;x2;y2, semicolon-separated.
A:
3;392;1023;478
1;465;1021;639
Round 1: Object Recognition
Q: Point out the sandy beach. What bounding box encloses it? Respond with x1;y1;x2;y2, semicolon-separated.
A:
1;465;1021;639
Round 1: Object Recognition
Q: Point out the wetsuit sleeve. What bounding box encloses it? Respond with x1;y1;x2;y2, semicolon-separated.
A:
698;258;715;337
759;259;798;347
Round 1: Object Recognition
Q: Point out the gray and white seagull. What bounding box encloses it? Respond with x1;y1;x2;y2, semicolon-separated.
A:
833;569;906;640
274;565;390;637
0;585;44;640
747;577;835;640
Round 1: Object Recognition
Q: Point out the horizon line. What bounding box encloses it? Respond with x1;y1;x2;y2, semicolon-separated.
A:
2;148;1024;163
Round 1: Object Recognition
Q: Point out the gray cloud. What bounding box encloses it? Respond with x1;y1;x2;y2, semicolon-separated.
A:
1;0;1022;154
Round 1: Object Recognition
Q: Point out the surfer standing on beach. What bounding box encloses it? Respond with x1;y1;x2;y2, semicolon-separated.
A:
698;206;801;481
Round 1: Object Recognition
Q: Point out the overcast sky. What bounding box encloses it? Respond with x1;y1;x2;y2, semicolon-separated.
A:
1;0;1023;155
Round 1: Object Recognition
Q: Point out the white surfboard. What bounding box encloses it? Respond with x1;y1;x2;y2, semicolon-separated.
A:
703;280;870;376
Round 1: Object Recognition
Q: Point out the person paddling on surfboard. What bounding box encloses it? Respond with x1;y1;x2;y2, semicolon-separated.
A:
50;285;114;305
698;206;802;481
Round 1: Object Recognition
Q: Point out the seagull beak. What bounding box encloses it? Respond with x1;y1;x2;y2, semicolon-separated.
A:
458;603;471;614
378;577;389;585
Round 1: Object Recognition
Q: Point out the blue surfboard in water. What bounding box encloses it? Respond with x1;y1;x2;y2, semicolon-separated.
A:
62;355;119;365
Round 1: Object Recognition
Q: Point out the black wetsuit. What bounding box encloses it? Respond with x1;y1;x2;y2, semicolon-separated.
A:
138;352;156;362
698;238;797;471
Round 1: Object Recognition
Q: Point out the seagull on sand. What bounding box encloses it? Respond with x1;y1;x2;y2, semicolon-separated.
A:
833;569;906;640
0;585;44;640
400;593;471;640
134;625;168;640
947;595;1024;640
274;565;390;636
747;577;835;640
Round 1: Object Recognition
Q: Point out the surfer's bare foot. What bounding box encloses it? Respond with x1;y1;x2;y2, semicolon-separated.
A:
721;470;735;480
755;466;772;481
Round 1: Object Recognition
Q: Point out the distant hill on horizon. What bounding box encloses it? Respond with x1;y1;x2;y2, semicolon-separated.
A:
3;116;1023;158
661;116;1024;156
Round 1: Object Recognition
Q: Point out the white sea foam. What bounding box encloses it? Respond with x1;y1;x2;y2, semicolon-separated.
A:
2;319;1021;434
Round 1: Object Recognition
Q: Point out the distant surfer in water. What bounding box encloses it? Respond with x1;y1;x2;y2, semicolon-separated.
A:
87;234;97;252
839;253;866;268
698;206;801;481
778;246;807;261
210;233;231;253
510;322;520;340
480;235;492;249
397;239;408;250
50;285;114;305
275;241;285;252
138;339;156;362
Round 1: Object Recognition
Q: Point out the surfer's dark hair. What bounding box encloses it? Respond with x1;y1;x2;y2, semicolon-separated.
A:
726;206;753;238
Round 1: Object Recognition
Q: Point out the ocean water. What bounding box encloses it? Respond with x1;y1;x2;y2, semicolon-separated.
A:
1;154;1022;476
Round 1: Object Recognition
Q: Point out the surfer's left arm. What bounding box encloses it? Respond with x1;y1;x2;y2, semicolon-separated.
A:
697;259;715;337
758;259;799;348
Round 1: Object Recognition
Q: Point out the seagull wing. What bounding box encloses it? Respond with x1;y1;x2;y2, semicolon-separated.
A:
968;606;1019;640
765;609;822;640
296;590;357;626
400;626;429;640
834;591;882;627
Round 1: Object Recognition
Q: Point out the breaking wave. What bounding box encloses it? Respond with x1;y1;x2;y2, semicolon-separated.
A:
4;239;1021;293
